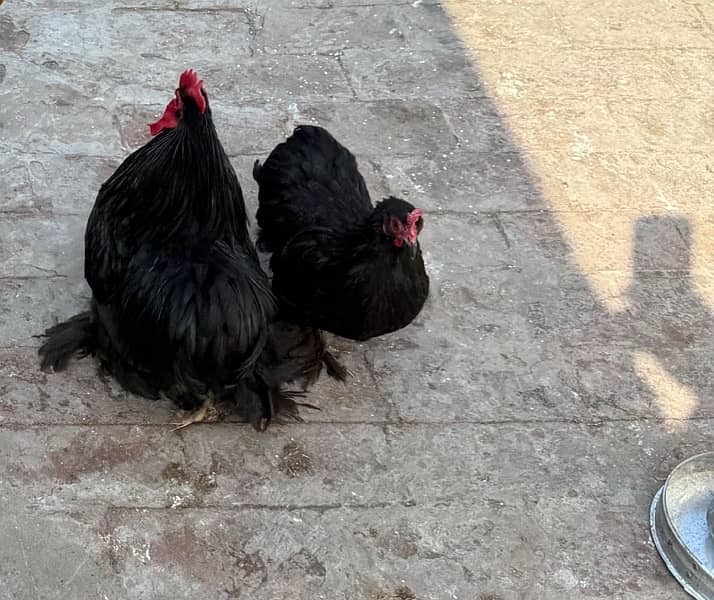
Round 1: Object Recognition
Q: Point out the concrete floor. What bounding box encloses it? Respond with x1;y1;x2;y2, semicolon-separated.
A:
1;1;712;598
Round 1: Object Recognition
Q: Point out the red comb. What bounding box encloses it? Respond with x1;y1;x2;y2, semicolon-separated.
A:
179;69;201;90
405;208;423;243
178;69;206;114
406;208;423;227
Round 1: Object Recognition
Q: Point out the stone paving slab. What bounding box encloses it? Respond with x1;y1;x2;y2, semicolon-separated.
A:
2;0;713;598
1;420;709;599
341;47;485;101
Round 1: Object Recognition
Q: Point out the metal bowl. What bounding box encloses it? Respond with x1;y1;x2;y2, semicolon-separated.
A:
650;451;714;600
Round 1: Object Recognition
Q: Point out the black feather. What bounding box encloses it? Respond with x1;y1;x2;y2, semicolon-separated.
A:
38;75;326;426
38;311;93;372
255;125;429;341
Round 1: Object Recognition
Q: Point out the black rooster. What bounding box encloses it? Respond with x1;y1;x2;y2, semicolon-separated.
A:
253;125;429;345
39;70;312;429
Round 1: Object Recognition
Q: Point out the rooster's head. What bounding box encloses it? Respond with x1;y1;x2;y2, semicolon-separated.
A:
149;69;208;136
378;197;424;257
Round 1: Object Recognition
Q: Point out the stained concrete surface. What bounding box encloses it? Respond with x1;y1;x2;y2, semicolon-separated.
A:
0;1;712;599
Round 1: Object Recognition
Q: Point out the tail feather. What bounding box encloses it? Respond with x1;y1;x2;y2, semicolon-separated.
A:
38;312;94;372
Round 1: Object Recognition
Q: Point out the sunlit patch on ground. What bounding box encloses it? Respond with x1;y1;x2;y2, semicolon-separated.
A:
443;0;713;421
442;0;714;312
634;350;698;428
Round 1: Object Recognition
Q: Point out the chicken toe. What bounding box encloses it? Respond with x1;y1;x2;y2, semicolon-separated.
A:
172;398;220;430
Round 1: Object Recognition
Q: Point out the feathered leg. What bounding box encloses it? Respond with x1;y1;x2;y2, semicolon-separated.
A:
322;350;352;382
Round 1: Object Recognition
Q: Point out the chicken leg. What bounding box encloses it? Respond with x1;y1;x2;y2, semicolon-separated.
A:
323;350;354;381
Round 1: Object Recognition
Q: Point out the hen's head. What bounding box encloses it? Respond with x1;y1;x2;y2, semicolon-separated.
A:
149;69;208;136
377;196;424;256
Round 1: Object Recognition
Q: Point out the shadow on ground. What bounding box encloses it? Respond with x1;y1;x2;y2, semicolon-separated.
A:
0;2;710;599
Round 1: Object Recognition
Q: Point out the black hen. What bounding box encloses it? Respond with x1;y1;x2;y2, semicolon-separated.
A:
254;125;429;342
39;70;308;429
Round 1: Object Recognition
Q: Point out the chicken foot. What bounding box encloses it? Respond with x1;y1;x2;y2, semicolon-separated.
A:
172;397;221;430
323;350;354;382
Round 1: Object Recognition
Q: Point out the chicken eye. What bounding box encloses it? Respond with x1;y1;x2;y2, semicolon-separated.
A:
415;217;424;232
389;217;402;235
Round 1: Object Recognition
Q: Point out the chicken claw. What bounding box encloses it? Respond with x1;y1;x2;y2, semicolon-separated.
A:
172;398;220;431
